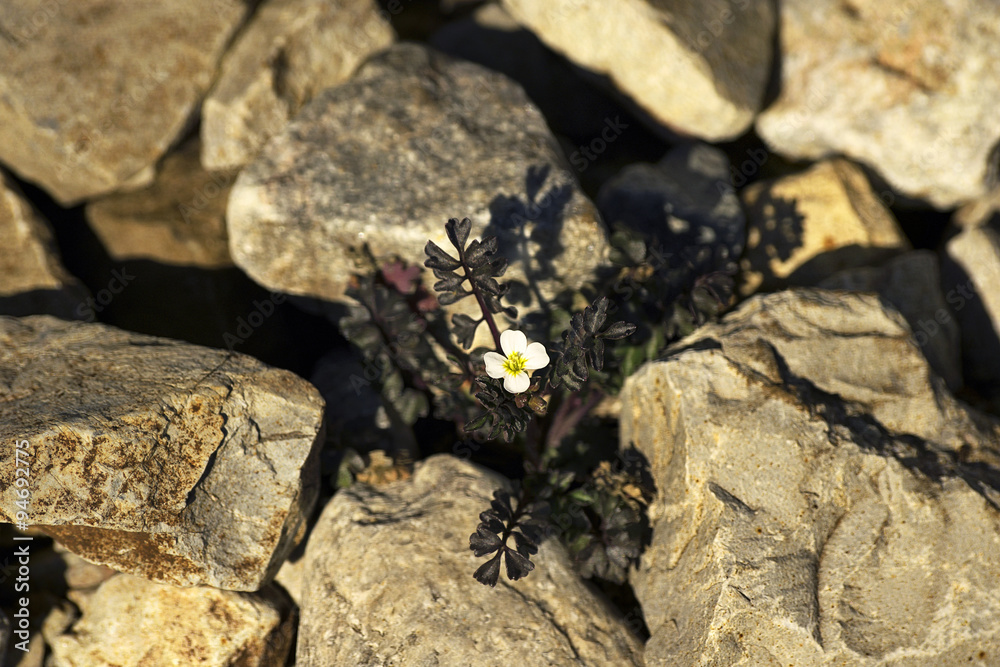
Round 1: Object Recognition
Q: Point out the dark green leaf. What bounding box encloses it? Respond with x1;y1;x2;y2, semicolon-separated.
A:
446;217;472;252
424;240;461;270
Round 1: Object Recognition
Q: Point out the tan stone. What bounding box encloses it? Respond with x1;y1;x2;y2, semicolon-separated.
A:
740;159;909;295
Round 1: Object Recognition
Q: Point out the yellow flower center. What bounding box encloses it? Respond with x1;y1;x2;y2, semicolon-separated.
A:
503;351;528;376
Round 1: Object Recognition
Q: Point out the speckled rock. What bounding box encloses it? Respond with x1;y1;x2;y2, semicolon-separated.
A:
756;0;1000;208
0;315;324;591
201;0;393;170
943;224;1000;392
296;455;644;666
820;251;962;391
85;139;238;268
621;289;1000;666
45;574;295;667
0;171;89;319
227;43;610;346
499;0;775;140
739;159;909;295
0;1;249;204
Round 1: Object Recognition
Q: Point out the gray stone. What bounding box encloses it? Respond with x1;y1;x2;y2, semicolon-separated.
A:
597;142;745;277
201;0;394;170
45;574;295;667
943;224;1000;391
740;159;910;296
820;251;962;391
0;171;90;319
620;289;1000;665
499;0;775;141
86;139;238;268
756;0;1000;208
296;455;644;666
0;1;249;205
0;315;324;591
228;43;610;348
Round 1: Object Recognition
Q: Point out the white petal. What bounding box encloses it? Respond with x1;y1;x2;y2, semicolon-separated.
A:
504;371;530;394
500;329;527;356
523;342;550;370
483;351;507;379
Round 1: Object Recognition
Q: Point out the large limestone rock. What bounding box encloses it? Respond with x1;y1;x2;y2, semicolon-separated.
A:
296;455;644;666
820;251;962;391
45;574;295;667
943;224;1000;392
499;0;776;141
756;0;1000;208
228;43;610;337
201;0;394;170
0;315;325;591
0;172;89;319
620;289;1000;665
86;139;238;268
740;159;909;296
0;1;249;205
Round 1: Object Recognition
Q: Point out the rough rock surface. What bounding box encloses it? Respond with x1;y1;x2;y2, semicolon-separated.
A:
296;455;644;666
0;172;89;319
0;1;249;204
943;224;1000;391
500;0;775;140
598;142;745;278
228;43;610;342
0;315;324;590
740;159;909;295
45;574;295;667
756;0;1000;208
620;289;1000;665
820;251;962;391
201;0;393;170
86;139;238;268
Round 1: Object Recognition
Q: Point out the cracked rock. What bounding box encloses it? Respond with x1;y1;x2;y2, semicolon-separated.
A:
0;315;325;591
295;455;644;666
44;574;295;667
621;289;1000;665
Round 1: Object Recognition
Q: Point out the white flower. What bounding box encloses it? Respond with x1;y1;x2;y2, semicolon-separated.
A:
483;330;550;394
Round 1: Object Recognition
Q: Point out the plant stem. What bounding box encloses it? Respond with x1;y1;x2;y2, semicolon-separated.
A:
457;244;503;349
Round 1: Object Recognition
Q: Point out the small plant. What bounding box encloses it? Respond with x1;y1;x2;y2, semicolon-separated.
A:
338;216;730;587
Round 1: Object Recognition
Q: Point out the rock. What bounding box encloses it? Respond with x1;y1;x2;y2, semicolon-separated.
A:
620;289;1000;665
739;159;909;296
429;3;625;140
756;0;1000;208
228;43;610;345
953;188;1000;230
201;0;394;170
820;251;962;391
85;139;238;268
943;224;1000;392
0;315;325;590
597;142;745;280
45;574;295;667
0;1;249;205
296;455;644;666
499;0;775;141
0;171;90;319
